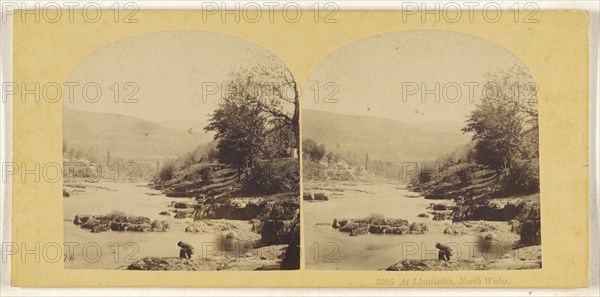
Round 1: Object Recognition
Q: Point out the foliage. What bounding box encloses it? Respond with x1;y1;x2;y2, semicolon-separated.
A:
302;138;326;161
205;97;266;174
158;161;176;181
245;159;300;194
205;59;299;177
463;65;539;194
456;165;474;186
418;168;433;184
199;166;213;183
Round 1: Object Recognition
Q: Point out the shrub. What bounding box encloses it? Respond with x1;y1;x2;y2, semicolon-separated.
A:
456;165;474;186
158;163;176;181
302;138;326;161
199;166;212;183
503;160;539;194
417;169;433;184
245;159;300;194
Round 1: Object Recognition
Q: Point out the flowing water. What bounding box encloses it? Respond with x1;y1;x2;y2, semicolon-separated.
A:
304;182;482;270
63;181;218;270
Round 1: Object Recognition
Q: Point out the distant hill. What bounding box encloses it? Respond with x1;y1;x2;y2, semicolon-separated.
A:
157;120;212;137
63;108;211;161
301;109;471;163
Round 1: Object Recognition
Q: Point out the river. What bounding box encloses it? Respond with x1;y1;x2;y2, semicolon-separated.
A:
304;182;485;270
63;181;218;270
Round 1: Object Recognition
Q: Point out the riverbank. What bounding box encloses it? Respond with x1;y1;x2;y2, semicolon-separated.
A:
149;162;301;270
409;164;541;248
386;244;542;271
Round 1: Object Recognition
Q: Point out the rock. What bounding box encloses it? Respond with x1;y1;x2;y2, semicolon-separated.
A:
444;222;472;235
74;213;168;233
193;198;298;221
386;258;541;271
280;211;300;270
151;220;170;232
90;221;111;233
159;211;171;216
174;202;192;209
332;216;424;236
185;225;201;233
312;193;329;201
303;193;314;200
409;222;428;234
417;213;430;218
250;219;263;233
73;215;91;225
332;218;348;229
519;219;541;245
280;244;300;269
174;210;193;219
432;204;449;211
127;257;204;271
452;200;539;222
432;211;452;221
349;226;369;236
261;220;295;244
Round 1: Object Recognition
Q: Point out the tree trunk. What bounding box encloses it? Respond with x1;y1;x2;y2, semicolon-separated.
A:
292;85;300;154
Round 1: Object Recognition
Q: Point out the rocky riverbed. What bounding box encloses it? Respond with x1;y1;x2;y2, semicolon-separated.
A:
64;181;299;270
332;217;428;236
304;179;541;271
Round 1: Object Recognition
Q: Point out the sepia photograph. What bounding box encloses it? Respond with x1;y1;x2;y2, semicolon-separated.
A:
6;7;592;289
302;30;541;271
62;31;300;271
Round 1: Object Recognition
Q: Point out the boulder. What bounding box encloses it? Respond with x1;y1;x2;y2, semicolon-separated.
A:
261;220;295;244
74;213;169;233
174;202;192;209
312;193;329;201
409;222;428;234
151;220;170;232
303;193;314;200
432;211;452;221
280;211;300;270
332;216;424;236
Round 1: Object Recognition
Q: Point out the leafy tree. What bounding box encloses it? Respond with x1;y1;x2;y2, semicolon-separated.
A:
463;65;539;193
225;60;299;152
302;138;326;161
205;96;266;178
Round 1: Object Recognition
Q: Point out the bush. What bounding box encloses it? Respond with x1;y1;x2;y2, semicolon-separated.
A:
158;163;176;181
417;169;433;184
245;159;300;194
503;160;539;194
199;166;212;183
456;166;474;186
302;138;326;161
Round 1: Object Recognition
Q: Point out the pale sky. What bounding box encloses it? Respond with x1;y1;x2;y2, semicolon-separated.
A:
64;30;285;123
301;30;531;124
65;30;532;125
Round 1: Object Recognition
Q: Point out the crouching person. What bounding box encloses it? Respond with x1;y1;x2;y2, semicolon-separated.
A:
178;241;194;259
435;242;453;261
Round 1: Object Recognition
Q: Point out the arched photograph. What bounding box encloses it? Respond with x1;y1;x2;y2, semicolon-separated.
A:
62;31;300;271
302;30;541;271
